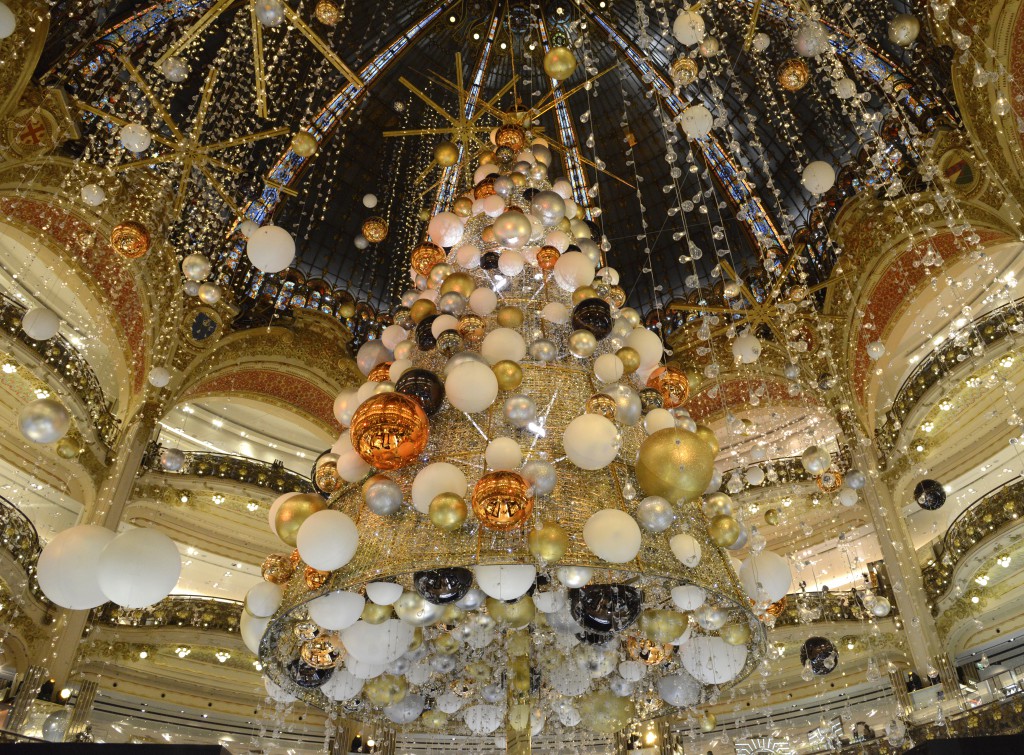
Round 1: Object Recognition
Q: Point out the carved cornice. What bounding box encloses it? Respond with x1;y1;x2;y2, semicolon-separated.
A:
0;0;49;119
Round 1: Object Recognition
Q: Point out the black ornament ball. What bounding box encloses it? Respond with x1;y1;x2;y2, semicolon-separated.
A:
480;251;501;271
571;298;613;340
413;567;473;604
287;658;334;688
521;188;538;203
800;636;839;675
396;368;445;415
415;315;439;351
914;479;946;510
569;584;642;635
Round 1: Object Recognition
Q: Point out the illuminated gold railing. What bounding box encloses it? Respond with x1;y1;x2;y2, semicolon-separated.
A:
0;293;119;449
922;477;1024;607
141;445;314;495
92;594;243;635
875;302;1024;460
0;495;41;573
773;588;897;628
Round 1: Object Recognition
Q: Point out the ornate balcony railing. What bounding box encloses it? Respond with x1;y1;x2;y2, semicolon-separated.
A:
92;594;243;634
0;293;120;449
141;445;314;494
774;587;897;628
722;447;853;489
0;494;41;573
922;477;1024;607
875;302;1024;459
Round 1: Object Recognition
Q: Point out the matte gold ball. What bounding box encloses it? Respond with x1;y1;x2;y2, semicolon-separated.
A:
486;596;535;628
543;46;578;81
616;346;641;374
364;674;408;706
764;508;780;526
510;171;527;187
55;436;82;459
434;140;460;167
708;514;741;547
429;492;468;531
528;522;569;564
440;271;475;297
721;622;751;646
361;602;393;624
700;711;717;732
274;493;326;546
493;360;523;390
433;632;460;655
695;424;720;456
572;286;599;305
635;428;716;502
361;216;388;244
480;226;496;245
496;306;524;328
291;131;318;157
422;710;448;729
453;197;474;217
410;299;437;324
639;609;687;644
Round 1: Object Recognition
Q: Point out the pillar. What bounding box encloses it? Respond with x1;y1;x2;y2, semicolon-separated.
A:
6;665;46;734
841;414;945;678
64;678;98;741
43;402;161;690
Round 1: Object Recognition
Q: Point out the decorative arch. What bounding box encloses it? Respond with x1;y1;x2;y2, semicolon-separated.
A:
0;0;49;118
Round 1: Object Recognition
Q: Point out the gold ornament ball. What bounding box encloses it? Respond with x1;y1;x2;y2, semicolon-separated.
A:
474;176;497;199
695;424;720;456
708;514;741;547
605;285;626;308
453;196;474;217
442;604;464;624
261;553;295;584
777;58;810;91
459;313;485;343
364;674;408;706
635;428;716;502
496;305;524;328
528;521;569;564
465;661;491;681
480;226;496;245
495;124;527;152
510;171;527;187
349;392;430;470
509;657;531;692
700;711;717;732
616;346;641;374
671;55;699;87
543;46;578;81
646;364;690;408
556;216;572;233
274;493;326;546
291;131;318;157
586;393;617;419
293;621;318;640
411;242;446;275
361;602;393;624
493;360;523;390
703;492;733;518
440;271;475;297
639;609;687;644
304;566;329;590
434;140;460;167
55;436;82;459
479;149;496;165
537;245;560;270
300;636;340;669
486;596;535;628
368;361;393;383
409;299;437;324
361;216;389;244
720;622;752;646
572;285;599;305
314;0;340;24
429;492;468;531
422;710;448;729
764;508;780;526
110;221;151;259
472;471;534;531
433;632;460;655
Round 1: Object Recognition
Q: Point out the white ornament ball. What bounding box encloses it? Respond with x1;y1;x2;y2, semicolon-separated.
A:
866;341;886;360
36;524;115;609
474;564;536;600
119;123;152;153
680;104;713;139
427;211;464;247
297;510;358;571
738;551;792;602
802;161;836;194
80;184;106;206
247;225;295;273
19;398;70;444
148;366;171;388
97;528;181;608
552;251;595;291
362;193;378;208
308;590;365;630
469;287;498;316
673;10;706;46
593;353;625;383
245;581;283;618
670;533;702;567
583;509;642;563
481;328;527;365
562;413;620;470
485;437;522;470
732;332;762;363
445;360;498;413
411;462;468;513
21;307;60;340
